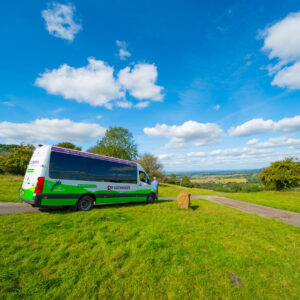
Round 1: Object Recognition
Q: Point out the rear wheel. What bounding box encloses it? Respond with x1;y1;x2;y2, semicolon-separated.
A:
77;195;94;211
146;193;155;204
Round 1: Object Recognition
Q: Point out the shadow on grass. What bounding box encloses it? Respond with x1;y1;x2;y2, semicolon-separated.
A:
190;205;199;210
39;199;174;214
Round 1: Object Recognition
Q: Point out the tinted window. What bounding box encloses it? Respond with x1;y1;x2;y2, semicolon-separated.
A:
49;151;137;183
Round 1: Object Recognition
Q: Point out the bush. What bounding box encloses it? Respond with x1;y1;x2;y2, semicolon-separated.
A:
1;144;34;175
260;158;300;191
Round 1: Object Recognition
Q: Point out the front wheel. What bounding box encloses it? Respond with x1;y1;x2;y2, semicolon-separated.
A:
77;195;94;211
146;193;155;204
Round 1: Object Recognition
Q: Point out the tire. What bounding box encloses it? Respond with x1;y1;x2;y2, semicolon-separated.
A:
146;193;155;204
77;195;94;211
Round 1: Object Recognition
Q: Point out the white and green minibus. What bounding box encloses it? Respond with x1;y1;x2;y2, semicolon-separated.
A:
20;145;157;210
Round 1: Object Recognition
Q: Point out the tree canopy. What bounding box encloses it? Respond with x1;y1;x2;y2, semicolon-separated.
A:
181;176;193;188
0;144;34;175
136;153;165;180
87;127;138;161
56;142;82;151
259;157;300;190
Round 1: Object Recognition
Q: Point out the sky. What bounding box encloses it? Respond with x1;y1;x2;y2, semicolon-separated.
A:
0;0;300;171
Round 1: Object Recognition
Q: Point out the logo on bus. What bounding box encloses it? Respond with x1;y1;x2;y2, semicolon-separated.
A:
107;185;130;192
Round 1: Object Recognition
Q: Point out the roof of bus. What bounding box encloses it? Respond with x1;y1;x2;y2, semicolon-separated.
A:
50;146;137;166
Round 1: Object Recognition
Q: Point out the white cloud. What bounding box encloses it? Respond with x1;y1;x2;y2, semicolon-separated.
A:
0;118;106;144
96;115;103;119
35;58;122;107
144;120;223;148
118;64;164;101
156;146;294;171
209;147;274;157
135;101;150;109
262;11;300;89
214;104;220;110
247;138;259;145
229;115;300;136
116;100;133;109
116;40;131;60
42;2;82;41
254;135;300;149
272;61;300;89
229;118;274;136
36;59;165;109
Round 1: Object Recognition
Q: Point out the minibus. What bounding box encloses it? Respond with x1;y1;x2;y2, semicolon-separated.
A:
20;145;157;211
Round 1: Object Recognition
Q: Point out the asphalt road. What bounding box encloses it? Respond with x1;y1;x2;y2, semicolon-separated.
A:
1;196;300;227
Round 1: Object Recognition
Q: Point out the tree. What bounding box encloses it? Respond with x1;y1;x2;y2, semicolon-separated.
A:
260;157;300;190
2;144;34;175
169;173;178;185
136;153;165;180
87;127;138;161
56;142;82;151
181;176;193;188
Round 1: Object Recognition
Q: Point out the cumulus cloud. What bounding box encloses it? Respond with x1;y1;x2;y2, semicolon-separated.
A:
116;40;131;60
247;138;259;145
157;147;291;171
42;2;82;41
0;118;106;144
116;100;133;109
229;115;300;136
144;120;223;148
253;135;300;149
36;58;164;109
214;104;220;110
262;11;300;89
135;101;150;109
35;58;122;108
118;64;164;101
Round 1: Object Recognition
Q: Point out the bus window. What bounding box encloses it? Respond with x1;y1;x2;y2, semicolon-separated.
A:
139;171;146;183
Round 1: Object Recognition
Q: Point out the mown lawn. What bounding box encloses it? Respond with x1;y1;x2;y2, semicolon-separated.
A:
159;183;219;196
1;200;300;299
225;191;300;213
0;175;23;203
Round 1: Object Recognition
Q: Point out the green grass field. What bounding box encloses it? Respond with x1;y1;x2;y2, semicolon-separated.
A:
1;199;300;299
158;183;219;196
225;191;300;213
0;175;23;203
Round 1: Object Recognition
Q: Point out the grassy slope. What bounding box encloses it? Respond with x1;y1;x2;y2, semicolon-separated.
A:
0;175;23;203
0;200;299;299
159;183;219;196
225;191;300;213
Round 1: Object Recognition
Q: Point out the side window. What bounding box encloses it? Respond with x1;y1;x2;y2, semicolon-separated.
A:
49;151;137;183
139;171;146;183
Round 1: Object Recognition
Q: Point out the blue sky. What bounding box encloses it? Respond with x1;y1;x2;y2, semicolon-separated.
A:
0;0;300;171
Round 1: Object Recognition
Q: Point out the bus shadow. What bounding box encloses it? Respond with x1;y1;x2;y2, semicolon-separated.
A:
39;199;174;214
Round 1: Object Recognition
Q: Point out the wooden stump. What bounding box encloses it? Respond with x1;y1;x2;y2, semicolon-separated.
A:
177;192;191;209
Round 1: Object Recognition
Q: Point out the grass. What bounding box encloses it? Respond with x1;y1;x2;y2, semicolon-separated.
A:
0;200;300;299
225;191;300;213
0;175;23;203
159;183;219;196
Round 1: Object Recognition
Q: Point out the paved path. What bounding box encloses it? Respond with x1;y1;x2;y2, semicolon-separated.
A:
0;202;40;215
160;195;300;227
1;196;300;227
